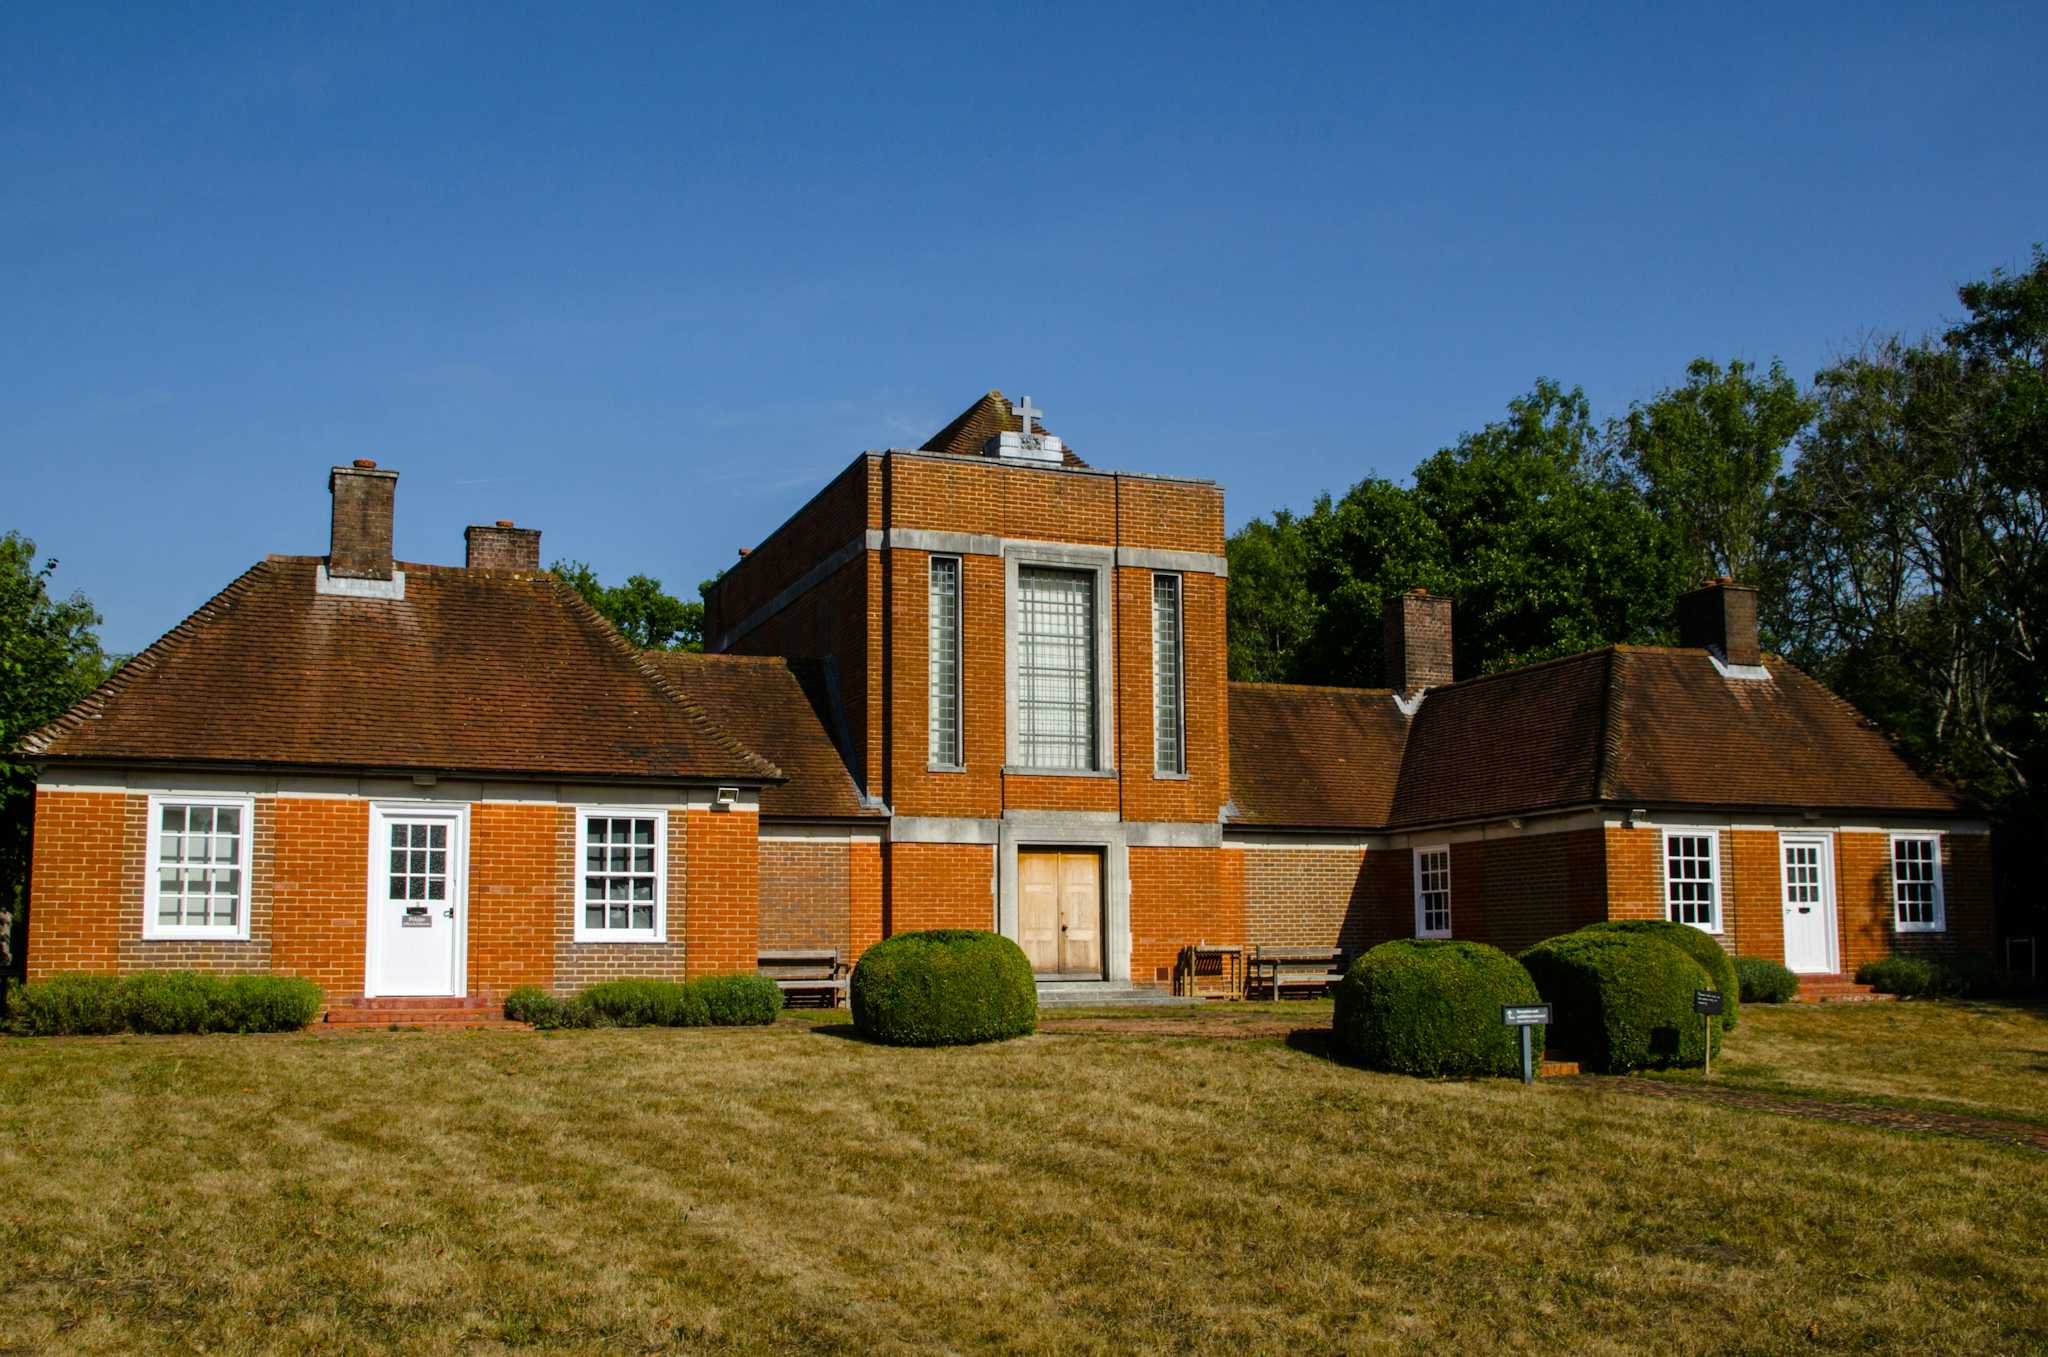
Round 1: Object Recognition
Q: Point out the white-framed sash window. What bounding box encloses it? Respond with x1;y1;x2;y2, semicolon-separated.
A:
1152;572;1186;775
575;808;668;942
1413;845;1451;938
929;555;963;768
1890;834;1946;932
144;794;254;940
1662;828;1722;933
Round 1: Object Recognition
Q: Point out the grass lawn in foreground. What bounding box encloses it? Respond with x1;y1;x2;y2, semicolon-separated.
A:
0;1001;2042;1354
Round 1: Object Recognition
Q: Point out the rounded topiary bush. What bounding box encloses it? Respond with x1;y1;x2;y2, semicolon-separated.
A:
850;930;1036;1047
1580;919;1740;1030
1332;939;1544;1077
1518;932;1721;1073
1733;955;1799;1004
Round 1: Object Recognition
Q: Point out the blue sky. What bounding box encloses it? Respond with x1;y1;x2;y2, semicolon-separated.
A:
3;2;2043;652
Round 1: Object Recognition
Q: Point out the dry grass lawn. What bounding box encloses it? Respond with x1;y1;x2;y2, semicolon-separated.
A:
0;1001;2042;1355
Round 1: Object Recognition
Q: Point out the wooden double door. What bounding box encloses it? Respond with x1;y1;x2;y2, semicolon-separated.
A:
1019;849;1102;977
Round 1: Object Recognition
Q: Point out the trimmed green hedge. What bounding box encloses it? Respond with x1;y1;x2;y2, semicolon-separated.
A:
1852;954;2021;999
1332;939;1543;1077
1519;932;1720;1073
502;974;783;1029
8;972;321;1036
1733;956;1800;1004
1581;919;1740;1030
850;929;1036;1047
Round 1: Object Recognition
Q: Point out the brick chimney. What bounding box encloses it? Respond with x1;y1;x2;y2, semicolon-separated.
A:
465;519;541;571
1677;578;1761;666
1384;589;1454;693
328;459;398;581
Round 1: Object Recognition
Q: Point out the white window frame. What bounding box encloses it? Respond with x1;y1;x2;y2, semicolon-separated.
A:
573;807;669;943
1661;827;1723;934
1888;833;1947;933
928;554;964;770
1152;572;1187;777
1413;844;1452;939
143;793;255;941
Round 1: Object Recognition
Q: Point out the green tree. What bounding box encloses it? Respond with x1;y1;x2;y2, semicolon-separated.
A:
2;532;114;971
1610;357;1814;582
549;560;708;651
1223;510;1317;682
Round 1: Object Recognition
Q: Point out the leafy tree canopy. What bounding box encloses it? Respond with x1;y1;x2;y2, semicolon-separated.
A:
549;559;709;652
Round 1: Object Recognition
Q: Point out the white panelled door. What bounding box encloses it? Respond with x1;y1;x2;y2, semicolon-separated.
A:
369;806;467;997
1779;834;1837;974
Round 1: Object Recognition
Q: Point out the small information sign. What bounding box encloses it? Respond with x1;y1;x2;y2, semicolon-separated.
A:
1693;989;1724;1016
1500;1004;1551;1084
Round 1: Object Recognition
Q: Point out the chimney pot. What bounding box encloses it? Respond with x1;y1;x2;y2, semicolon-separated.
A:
465;521;542;572
1384;589;1454;694
328;463;399;581
737;547;751;558
1678;579;1761;666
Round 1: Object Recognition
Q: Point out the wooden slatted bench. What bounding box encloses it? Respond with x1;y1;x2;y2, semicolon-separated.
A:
1248;945;1352;1001
758;948;849;1008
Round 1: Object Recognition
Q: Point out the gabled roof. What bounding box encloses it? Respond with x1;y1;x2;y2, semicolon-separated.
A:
641;652;875;819
920;390;1091;468
1226;683;1409;829
1229;647;1971;831
22;556;779;785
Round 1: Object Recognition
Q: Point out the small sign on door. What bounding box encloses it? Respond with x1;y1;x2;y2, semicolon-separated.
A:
402;905;432;928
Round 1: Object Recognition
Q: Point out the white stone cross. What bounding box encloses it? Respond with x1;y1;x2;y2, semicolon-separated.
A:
1014;394;1042;438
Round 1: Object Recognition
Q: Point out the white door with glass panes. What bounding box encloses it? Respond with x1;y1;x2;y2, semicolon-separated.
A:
368;807;466;996
1779;834;1837;974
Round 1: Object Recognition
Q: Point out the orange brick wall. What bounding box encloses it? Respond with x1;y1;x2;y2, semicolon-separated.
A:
1129;845;1243;985
1604;827;1663;921
1116;568;1227;824
886;548;1003;818
849;837;883;962
26;790;130;976
1242;845;1376;951
886;842;993;933
269;797;370;997
759;838;851;954
468;802;557;997
682;807;760;979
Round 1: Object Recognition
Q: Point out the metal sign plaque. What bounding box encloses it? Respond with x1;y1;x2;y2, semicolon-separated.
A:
1693;989;1725;1016
1501;1004;1551;1027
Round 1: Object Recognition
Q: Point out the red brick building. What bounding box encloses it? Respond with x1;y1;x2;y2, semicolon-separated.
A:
19;394;1991;1010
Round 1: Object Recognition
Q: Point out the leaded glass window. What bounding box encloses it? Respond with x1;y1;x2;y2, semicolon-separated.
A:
929;556;962;766
1016;566;1096;770
1152;573;1185;775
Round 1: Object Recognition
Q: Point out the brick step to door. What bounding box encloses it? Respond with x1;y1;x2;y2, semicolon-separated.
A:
1789;973;1892;1004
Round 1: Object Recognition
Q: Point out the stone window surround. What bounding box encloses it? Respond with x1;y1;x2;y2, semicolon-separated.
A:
1002;541;1118;776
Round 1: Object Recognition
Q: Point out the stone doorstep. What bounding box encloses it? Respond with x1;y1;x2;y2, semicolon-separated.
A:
1034;981;1202;1009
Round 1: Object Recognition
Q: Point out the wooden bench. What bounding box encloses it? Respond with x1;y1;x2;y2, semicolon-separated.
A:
758;948;849;1008
1248;945;1351;1000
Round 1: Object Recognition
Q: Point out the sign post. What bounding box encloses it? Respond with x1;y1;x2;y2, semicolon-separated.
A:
1693;989;1724;1077
1501;1003;1552;1085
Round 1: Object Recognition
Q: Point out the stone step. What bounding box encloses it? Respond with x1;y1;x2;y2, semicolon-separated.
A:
1034;982;1201;1009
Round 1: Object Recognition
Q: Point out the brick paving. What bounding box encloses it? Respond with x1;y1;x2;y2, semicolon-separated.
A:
1562;1075;2048;1153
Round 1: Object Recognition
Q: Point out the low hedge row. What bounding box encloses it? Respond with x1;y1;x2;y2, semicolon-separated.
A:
850;929;1036;1047
8;972;322;1036
502;974;783;1029
1519;931;1720;1073
1733;955;1800;1004
1854;954;2026;999
1332;939;1542;1077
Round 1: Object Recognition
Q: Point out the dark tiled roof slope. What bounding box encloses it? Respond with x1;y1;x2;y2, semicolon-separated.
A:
1226;683;1409;829
920;390;1091;468
1385;650;1613;827
1229;648;1970;831
641;652;873;819
23;557;779;784
1601;648;1969;815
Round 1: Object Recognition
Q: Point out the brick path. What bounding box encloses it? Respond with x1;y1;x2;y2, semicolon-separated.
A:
1562;1075;2048;1153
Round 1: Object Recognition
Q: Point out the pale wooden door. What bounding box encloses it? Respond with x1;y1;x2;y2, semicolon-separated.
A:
1018;849;1102;976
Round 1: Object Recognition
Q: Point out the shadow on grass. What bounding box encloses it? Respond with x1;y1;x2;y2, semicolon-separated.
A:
1282;1027;1354;1066
807;1024;886;1044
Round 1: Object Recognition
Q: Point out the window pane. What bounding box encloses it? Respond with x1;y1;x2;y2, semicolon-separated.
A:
632;877;654;901
391;824;407;848
161;805;186;835
428;825;446;849
610;846;629;871
632;847;653;872
632;819;653;846
585;902;603;929
391;874;407;899
427;877;445;901
631;903;654;930
215;807;240;836
160;832;182;863
609;902;627;928
189;807;213;834
188;834;211;864
1017;567;1095;770
587;818;608;844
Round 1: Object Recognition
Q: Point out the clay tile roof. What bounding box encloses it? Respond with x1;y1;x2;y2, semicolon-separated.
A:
919;390;1091;468
22;556;779;784
1387;650;1614;827
640;652;874;819
1599;647;1970;814
1227;683;1410;829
